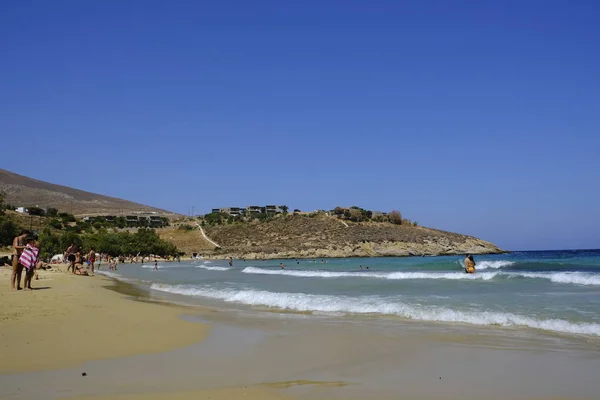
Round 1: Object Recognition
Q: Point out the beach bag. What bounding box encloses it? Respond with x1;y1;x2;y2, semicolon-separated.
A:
19;244;39;271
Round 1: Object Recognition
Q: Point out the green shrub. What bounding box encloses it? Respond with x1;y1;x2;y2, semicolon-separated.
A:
388;210;403;225
48;218;63;230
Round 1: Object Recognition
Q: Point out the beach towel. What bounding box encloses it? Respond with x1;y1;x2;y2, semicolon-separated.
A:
19;244;39;271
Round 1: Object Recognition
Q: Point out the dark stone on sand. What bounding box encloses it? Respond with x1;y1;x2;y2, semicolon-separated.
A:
82;372;87;377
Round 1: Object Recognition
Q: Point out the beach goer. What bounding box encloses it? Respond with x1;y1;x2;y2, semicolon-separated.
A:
20;238;40;290
464;254;476;274
280;262;284;269
10;230;30;289
154;260;158;270
74;264;89;276
87;249;96;275
65;244;78;273
11;230;31;290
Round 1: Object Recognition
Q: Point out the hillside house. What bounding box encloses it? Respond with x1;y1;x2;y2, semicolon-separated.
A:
265;205;281;214
125;216;139;226
246;206;261;214
149;216;165;227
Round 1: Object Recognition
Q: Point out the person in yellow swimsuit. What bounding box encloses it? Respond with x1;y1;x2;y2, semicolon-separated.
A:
464;254;476;274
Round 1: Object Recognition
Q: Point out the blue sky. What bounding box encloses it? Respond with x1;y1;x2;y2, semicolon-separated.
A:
1;1;599;251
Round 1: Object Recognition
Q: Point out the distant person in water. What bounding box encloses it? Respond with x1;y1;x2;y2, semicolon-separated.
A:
280;262;284;269
229;257;233;267
464;254;476;274
154;260;158;270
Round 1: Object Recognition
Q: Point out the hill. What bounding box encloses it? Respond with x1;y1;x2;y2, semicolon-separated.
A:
204;214;503;259
0;169;174;217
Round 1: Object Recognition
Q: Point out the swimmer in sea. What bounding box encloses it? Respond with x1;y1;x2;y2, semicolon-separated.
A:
464;254;476;273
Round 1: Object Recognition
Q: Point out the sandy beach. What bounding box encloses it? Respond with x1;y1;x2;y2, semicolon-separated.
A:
0;264;209;373
2;264;600;400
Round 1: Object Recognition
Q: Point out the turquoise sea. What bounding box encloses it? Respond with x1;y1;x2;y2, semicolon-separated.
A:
99;250;600;338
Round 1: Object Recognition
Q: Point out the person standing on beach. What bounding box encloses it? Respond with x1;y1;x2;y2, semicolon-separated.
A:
464;254;476;274
10;230;30;290
65;244;78;273
87;249;96;275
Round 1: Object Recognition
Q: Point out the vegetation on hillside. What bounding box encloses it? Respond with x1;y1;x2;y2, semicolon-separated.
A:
0;193;179;259
0;193;19;246
200;205;418;227
204;213;467;255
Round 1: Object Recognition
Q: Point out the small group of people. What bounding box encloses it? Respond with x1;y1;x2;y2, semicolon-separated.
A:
64;244;96;276
10;230;43;291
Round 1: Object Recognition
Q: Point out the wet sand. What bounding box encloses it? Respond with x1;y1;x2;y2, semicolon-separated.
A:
1;265;600;400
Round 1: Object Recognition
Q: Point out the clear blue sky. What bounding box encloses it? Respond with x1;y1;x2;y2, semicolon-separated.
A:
1;1;599;251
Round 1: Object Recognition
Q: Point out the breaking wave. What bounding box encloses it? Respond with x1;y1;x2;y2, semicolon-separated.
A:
509;272;600;286
141;264;165;269
196;266;231;271
149;284;600;337
242;267;498;281
475;260;515;270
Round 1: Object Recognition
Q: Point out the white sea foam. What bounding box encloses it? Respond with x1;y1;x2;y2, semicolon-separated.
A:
242;267;498;281
196;266;231;271
141;264;164;269
510;272;600;286
475;260;515;270
96;270;121;279
149;284;600;336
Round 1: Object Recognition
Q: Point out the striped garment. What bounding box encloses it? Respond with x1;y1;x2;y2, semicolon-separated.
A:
19;244;39;271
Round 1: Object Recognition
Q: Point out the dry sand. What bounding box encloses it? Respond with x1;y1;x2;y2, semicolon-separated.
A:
0;264;208;373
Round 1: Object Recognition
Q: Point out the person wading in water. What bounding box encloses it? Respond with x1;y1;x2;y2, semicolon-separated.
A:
464;254;476;274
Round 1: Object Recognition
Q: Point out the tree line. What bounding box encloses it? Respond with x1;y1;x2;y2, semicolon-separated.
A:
0;194;179;259
38;227;179;259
